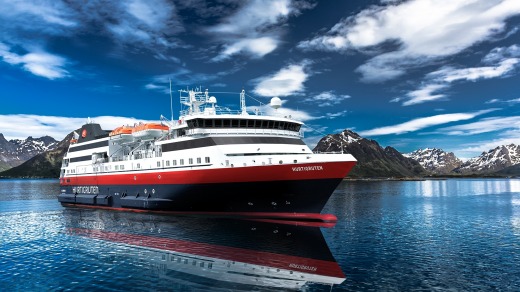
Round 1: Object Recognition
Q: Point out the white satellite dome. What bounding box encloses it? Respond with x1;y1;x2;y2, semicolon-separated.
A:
270;97;282;109
208;96;217;104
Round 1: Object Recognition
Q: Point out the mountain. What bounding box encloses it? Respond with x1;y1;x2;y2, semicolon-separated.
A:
313;130;425;178
0;134;58;169
404;148;462;174
453;144;520;174
0;132;72;178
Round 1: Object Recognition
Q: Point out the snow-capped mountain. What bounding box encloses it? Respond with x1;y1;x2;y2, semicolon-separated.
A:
454;144;520;174
314;130;425;177
404;148;462;174
0;134;58;168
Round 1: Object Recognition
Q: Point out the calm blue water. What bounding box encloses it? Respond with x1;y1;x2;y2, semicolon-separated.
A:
1;178;519;291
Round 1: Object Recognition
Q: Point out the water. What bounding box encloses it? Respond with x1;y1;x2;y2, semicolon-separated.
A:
1;179;519;291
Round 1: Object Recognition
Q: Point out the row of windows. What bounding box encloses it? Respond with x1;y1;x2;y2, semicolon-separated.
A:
164;157;211;167
69;157;211;173
186;118;302;132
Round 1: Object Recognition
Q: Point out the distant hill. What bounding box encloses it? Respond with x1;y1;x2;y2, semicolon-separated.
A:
0;133;57;169
404;148;462;174
313;130;425;178
453;144;520;174
0;132;72;178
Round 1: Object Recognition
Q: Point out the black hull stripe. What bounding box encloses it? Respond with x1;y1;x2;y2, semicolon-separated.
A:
69;140;108;152
69;155;92;163
162;136;305;152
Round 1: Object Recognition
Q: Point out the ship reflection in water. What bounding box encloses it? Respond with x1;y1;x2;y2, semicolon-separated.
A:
63;208;345;290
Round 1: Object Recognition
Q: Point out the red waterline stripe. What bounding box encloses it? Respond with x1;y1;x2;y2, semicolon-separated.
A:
69;227;345;279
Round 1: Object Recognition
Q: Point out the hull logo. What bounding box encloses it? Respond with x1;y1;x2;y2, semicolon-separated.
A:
292;165;323;172
72;186;99;194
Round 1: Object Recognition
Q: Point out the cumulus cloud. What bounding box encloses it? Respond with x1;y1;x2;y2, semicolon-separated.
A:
0;114;160;140
0;44;69;79
298;0;520;82
252;61;311;97
359;109;497;136
208;0;312;60
303;91;351;107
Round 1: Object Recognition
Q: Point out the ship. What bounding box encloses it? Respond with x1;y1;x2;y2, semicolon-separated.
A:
64;208;346;290
58;88;356;221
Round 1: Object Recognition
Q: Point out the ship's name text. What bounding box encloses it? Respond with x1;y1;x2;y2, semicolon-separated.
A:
289;263;317;272
72;186;99;194
292;165;323;172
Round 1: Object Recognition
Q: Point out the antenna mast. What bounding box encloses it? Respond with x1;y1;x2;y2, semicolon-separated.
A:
240;89;247;115
169;78;173;122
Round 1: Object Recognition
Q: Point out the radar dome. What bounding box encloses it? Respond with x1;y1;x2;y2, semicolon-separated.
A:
208;96;217;103
270;97;282;109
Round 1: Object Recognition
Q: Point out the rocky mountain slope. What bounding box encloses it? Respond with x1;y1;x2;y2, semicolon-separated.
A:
453;144;520;174
0;132;71;178
404;148;462;174
0;134;57;169
314;130;425;177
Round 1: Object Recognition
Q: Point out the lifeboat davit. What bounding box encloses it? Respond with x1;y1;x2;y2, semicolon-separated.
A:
132;123;169;140
109;126;134;142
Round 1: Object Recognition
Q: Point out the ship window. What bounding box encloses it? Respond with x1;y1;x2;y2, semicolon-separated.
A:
171;256;175;262
177;258;181;263
239;119;247;127
205;157;210;163
187;120;194;128
197;157;201;164
173;160;177;166
115;165;119;170
208;263;213;269
231;119;239;127
222;119;230;128
247;120;255;128
157;161;161;167
184;259;188;264
193;119;199;128
166;161;170;167
214;119;222;127
200;262;204;268
192;260;196;266
189;158;193;164
121;165;124;170
66;170;69;174
137;163;140;169
180;159;184;165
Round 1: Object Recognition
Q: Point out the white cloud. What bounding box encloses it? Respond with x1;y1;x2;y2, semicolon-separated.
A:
252;61;311;97
438;116;520;135
359;109;496;136
429;58;519;83
0;114;160;140
212;37;278;61
208;0;310;60
0;44;69;79
401;44;520;106
298;0;520;82
303;91;351;107
248;100;317;122
402;84;448;106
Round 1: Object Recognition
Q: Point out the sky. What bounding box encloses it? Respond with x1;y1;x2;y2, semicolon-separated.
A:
0;0;520;159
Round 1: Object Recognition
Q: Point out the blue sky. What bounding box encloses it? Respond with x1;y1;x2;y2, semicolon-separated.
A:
0;0;520;159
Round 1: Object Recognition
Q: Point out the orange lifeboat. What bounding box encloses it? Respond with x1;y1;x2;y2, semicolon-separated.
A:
109;125;134;142
132;123;169;140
